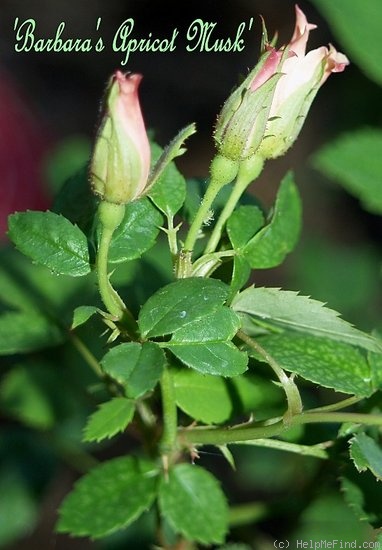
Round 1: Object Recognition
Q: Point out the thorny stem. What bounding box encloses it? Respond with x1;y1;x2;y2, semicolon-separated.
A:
237;330;303;421
178;411;382;448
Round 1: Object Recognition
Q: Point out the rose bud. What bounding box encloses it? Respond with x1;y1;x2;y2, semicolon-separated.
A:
214;5;349;163
257;5;349;159
91;71;151;204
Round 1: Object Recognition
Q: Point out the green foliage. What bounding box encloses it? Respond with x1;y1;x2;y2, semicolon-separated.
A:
149;142;187;216
166;307;248;376
313;129;382;215
57;457;159;538
0;311;64;355
232;287;381;352
242;173;301;268
101;342;166;399
107;198;163;263
250;333;372;396
71;305;98;329
312;0;382;86
159;463;228;544
83;398;135;443
349;433;382;480
8;211;91;276
138;278;229;338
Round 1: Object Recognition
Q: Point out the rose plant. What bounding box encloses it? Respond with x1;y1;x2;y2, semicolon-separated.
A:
1;5;382;548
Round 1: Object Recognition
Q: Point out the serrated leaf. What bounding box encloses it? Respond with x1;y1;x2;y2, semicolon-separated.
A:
0;311;64;355
107;198;163;264
101;342;165;399
340;465;382;527
83;398;135;443
168;342;248;376
232;287;381;353
148;143;186;216
250;332;372;396
52;165;97;236
138;278;229;338
312;0;382;86
159;463;228;544
227;205;265;250
71;306;98;329
243;173;301;268
349;433;382;480
172;367;233;423
166;307;247;376
8;211;91;276
56;456;158;538
313;129;382;215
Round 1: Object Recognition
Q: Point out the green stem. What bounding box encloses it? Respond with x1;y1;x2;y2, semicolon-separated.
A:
191;249;235;277
178;412;382;447
238;330;302;420
97;202;126;319
204;155;264;254
305;395;363;413
160;367;178;455
69;332;104;379
96;201;138;335
183;155;238;255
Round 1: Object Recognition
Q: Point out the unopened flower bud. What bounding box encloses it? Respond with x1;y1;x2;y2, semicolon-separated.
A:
91;71;151;204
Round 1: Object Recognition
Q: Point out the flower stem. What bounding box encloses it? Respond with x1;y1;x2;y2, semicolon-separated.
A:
204;155;264;254
160;367;178;456
183;155;238;256
96;201;138;335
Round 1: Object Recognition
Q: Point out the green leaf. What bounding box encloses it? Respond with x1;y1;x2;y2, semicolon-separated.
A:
108;198;163;264
168;342;247;377
149;143;186;216
52;165;97;236
243;173;301;268
83;398;135;443
166;307;248;376
172;367;233;423
138;278;229;338
232;287;381;353
56;456;158;538
8;211;91;276
227;205;265;250
159;463;228;544
71;306;98;329
0;311;64;355
313;129;382;215
368;331;382;391
340;465;382;527
349;433;382;480
250;332;372;397
0;365;55;429
101;342;165;399
229;256;251;303
312;0;382;86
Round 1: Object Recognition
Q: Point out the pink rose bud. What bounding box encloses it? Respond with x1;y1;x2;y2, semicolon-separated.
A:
258;5;350;159
215;5;349;163
214;47;283;161
91;71;151;204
